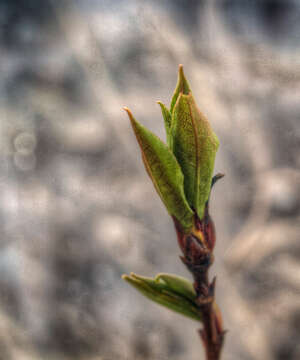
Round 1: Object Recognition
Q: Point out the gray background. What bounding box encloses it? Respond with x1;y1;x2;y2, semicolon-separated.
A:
0;0;300;359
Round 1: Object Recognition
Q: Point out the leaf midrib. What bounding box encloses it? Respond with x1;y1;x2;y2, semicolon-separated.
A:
187;97;200;211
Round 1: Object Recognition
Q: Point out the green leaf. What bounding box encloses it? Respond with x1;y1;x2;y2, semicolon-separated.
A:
157;101;172;147
122;273;202;322
155;273;196;301
171;93;219;219
170;64;191;115
124;107;194;233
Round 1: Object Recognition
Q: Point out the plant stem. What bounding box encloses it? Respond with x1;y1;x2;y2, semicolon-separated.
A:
174;208;225;360
196;278;224;360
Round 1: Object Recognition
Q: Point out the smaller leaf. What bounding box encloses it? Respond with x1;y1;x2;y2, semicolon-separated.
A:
155;273;196;301
170;64;191;115
157;101;172;147
124;107;194;233
122;273;202;322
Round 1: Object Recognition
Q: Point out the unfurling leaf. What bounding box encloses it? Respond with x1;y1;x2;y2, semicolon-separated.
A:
124;107;194;233
171;93;219;219
157;101;172;147
122;273;202;322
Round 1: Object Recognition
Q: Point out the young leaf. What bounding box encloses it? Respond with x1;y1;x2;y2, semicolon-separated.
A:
157;101;172;147
122;273;202;321
171;93;219;220
170;64;191;115
124;107;194;233
155;273;196;301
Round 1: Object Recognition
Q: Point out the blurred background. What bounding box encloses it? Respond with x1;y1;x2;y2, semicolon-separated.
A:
0;0;300;359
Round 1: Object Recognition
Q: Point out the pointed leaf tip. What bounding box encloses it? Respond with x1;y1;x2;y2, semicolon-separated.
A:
170;64;192;114
123;107;134;123
178;65;186;85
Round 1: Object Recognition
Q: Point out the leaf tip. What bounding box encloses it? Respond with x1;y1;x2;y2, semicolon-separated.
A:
170;64;191;112
178;63;184;76
178;64;190;95
156;101;164;109
157;101;169;112
122;274;130;283
123;106;133;118
124;107;138;133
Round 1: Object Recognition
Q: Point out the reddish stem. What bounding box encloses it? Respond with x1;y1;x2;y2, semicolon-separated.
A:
173;210;225;360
